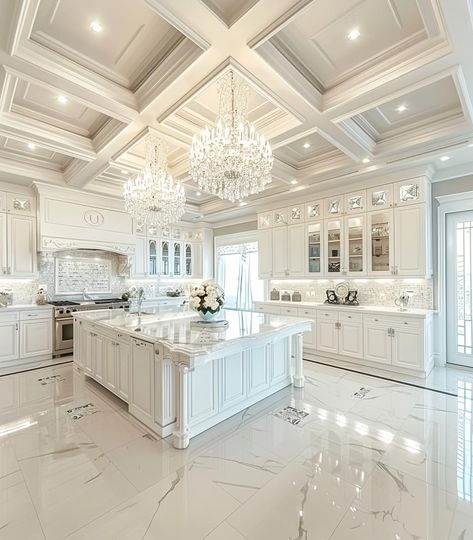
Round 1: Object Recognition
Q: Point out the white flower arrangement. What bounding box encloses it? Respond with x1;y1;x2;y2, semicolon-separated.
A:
190;280;225;315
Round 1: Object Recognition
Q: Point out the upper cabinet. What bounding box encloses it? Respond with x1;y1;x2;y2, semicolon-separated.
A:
257;174;432;279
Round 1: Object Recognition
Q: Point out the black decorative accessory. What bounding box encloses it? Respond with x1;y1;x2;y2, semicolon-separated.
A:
345;290;359;305
325;289;338;304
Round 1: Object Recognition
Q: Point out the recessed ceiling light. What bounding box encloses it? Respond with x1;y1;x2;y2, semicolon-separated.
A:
89;20;103;33
396;105;408;113
347;28;361;41
291;180;298;185
440;156;450;162
303;143;311;149
362;158;371;164
121;170;128;175
57;95;68;104
27;142;36;150
196;191;201;197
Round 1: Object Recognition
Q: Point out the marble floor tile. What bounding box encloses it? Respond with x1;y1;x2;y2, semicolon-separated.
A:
67;463;241;540
330;462;457;540
448;497;473;539
0;471;45;540
227;456;359;540
204;521;247;539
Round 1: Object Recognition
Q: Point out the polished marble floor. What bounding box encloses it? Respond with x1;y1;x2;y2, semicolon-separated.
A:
0;360;472;539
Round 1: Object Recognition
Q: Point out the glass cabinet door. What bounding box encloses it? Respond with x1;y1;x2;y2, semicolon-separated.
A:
325;219;343;275
185;244;192;276
173;242;181;276
161;241;170;276
368;210;394;275
345;216;365;275
148;240;157;276
307;222;322;276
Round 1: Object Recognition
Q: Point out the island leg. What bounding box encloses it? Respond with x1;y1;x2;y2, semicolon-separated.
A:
173;363;190;449
292;332;305;388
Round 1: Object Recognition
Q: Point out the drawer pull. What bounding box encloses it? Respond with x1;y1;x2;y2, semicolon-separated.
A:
374;319;379;322
347;315;352;319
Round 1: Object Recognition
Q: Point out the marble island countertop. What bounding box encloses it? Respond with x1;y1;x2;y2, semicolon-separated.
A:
0;303;53;313
254;300;436;318
74;306;312;360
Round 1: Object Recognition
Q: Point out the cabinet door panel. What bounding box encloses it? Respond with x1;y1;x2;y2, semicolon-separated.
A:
0;322;19;362
8;215;36;276
105;339;117;393
20;319;52;358
368;210;394;276
392;327;423;370
363;325;391;364
83;328;94;375
272;228;288;277
257;229;272;278
247;345;270;396
188;360;218;424
220;352;246;411
339;321;363;359
287;224;305;277
130;340;154;424
0;214;6;274
117;340;130;402
74;319;83;368
270;338;289;384
394;205;425;277
133;237;147;278
316;320;339;354
94;335;105;383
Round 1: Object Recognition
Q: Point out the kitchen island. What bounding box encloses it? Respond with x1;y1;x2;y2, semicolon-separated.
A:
73;307;311;449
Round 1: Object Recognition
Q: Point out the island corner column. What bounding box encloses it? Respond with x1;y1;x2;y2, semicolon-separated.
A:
292;332;305;388
173;360;191;449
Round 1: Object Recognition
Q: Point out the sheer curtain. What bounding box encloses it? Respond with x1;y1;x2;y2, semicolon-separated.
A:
216;240;263;310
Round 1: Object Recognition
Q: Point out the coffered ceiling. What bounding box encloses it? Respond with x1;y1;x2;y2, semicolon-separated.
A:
1;0;473;223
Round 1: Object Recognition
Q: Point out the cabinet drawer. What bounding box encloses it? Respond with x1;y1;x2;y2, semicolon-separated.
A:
0;311;19;323
390;317;423;330
280;306;298;316
20;310;52;321
339;311;362;323
316;309;338;321
257;304;282;315
363;315;389;326
297;307;317;318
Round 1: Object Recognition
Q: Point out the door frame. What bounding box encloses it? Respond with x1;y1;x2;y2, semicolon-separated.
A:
437;190;473;366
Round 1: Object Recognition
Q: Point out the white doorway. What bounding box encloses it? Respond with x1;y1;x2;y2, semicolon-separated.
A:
447;210;473;367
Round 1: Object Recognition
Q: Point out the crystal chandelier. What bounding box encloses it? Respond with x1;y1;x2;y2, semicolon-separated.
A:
123;135;185;227
189;70;273;202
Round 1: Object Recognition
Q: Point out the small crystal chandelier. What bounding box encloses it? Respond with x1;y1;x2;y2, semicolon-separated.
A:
189;70;273;202
123;135;185;227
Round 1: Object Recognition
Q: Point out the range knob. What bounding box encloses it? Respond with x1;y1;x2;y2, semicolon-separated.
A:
72;308;78;313
58;309;64;315
66;309;71;314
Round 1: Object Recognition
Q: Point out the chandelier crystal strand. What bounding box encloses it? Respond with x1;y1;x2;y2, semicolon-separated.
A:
190;70;273;202
123;136;185;227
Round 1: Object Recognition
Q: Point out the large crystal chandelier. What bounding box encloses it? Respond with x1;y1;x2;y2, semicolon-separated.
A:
123;135;185;227
189;70;273;202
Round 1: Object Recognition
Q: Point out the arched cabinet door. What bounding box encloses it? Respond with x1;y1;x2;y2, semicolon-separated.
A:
161;241;170;276
148;240;157;276
185;243;192;276
173;242;182;277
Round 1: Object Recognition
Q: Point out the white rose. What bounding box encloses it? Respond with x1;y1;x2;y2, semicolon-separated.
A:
191;297;201;309
210;300;219;310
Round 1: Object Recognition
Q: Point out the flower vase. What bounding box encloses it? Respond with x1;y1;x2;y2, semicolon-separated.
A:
199;310;219;322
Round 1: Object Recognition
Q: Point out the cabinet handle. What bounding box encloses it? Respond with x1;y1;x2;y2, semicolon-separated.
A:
391;329;395;337
374;318;379;322
15;323;18;331
347;315;352;319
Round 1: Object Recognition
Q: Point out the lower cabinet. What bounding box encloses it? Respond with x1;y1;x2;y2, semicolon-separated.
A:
129;338;155;426
338;313;363;359
363;319;391;365
0;319;19;363
316;311;339;355
391;322;424;370
116;338;130;401
247;345;270;397
219;352;246;412
19;318;53;359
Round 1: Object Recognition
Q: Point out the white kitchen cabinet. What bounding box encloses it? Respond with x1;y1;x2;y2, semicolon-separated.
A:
93;334;106;384
247;345;270;397
287;224;305;277
116;337;130;401
0;320;19;363
272;227;288;277
368;183;393;210
219;352;247;411
161;240;170;276
82;325;94;376
6;193;36;216
105;338;118;394
20;318;52;359
6;215;36;277
394;177;428;206
324;195;344;217
298;307;316;349
154;348;175;429
338;313;363;359
133;236;147;278
391;323;423;370
74;319;83;368
148;238;158;277
0;213;6;275
345;190;366;214
345;215;366;276
316;311;339;354
188;359;218;426
129;339;155;427
257;229;272;279
325;218;343;276
394;205;426;277
270;339;290;385
307;221;323;276
363;319;391;365
368;209;394;276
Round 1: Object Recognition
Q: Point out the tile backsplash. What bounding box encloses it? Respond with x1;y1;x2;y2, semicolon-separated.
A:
268;279;434;309
1;250;201;305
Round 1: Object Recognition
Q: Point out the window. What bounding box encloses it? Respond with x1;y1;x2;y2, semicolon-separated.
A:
215;237;264;310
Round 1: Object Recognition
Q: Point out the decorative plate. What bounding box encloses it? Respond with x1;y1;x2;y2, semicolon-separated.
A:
335;282;349;300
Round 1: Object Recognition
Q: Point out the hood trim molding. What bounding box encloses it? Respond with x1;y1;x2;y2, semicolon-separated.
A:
40;236;135;256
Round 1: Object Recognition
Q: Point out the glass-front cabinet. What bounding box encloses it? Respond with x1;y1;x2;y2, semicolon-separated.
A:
325;219;343;275
148;239;158;276
161;240;170;276
345;215;365;275
185;243;192;276
173;242;181;276
368;210;394;275
307;222;322;276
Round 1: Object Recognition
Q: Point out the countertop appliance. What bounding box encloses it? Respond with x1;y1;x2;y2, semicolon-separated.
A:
52;298;129;357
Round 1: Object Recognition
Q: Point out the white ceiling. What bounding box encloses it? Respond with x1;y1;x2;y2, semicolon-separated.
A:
1;0;473;224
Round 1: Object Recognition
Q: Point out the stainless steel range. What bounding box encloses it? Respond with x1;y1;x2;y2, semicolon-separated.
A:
51;299;129;357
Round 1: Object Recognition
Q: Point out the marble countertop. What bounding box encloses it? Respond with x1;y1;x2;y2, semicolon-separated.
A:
0;304;53;312
75;306;311;359
254;300;435;318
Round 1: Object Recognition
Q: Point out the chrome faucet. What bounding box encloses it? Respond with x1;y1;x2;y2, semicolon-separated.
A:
127;286;146;316
82;287;94;301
